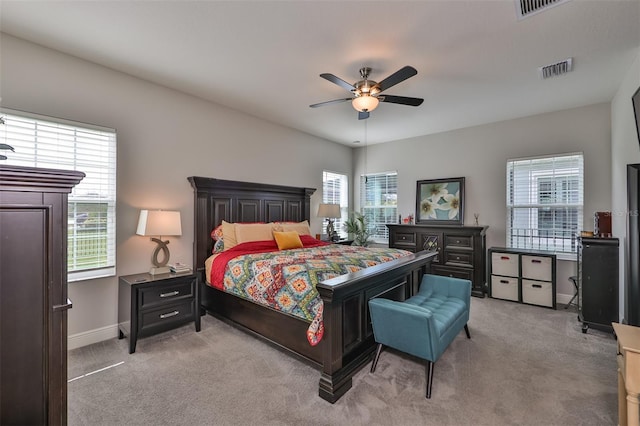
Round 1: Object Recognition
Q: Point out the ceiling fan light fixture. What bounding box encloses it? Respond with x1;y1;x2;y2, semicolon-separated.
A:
352;95;379;112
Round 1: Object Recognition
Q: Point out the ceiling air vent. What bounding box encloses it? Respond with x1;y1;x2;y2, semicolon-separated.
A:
539;58;573;79
516;0;571;20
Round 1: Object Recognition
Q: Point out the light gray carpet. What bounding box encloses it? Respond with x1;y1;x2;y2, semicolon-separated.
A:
68;297;617;426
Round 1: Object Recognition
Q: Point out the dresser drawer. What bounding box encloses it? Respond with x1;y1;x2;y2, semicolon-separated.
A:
444;234;472;249
521;256;552;282
432;265;473;281
444;250;473;267
491;252;519;277
394;232;415;244
139;279;195;308
522;279;553;307
139;299;195;335
491;276;518;301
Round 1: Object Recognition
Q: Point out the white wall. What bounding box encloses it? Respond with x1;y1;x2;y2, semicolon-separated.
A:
353;103;613;298
0;34;351;347
611;51;640;322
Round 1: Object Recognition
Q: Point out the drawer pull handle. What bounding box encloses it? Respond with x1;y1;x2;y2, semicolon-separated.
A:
531;259;542;264
160;291;179;298
500;256;510;260
160;310;180;319
456;256;460;260
500;280;509;284
456;240;460;244
532;284;542;288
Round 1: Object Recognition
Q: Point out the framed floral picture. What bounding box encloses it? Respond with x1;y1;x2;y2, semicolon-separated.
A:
416;177;465;225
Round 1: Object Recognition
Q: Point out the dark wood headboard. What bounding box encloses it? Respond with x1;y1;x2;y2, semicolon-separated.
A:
188;176;316;272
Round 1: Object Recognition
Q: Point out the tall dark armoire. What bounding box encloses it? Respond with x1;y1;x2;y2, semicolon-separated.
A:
577;236;619;333
0;165;84;425
628;164;640;326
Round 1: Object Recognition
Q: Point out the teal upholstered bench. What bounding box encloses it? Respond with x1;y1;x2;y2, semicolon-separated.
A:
368;274;471;398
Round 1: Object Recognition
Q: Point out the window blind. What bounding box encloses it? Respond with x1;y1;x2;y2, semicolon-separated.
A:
0;108;117;281
360;171;398;242
506;152;583;256
322;171;348;236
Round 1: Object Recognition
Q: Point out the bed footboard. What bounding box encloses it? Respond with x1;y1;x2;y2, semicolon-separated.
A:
316;250;435;402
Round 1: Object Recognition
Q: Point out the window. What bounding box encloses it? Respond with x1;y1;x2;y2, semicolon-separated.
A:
0;108;117;281
360;171;397;242
322;171;348;237
506;153;583;257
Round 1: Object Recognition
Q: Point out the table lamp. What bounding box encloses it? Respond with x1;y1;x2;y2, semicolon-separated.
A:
136;210;182;275
317;203;341;242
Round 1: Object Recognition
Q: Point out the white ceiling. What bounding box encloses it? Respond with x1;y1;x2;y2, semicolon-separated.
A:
1;0;639;145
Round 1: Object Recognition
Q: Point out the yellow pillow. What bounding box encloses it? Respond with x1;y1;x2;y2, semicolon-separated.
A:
235;223;275;244
221;221;237;251
273;231;303;250
280;220;312;236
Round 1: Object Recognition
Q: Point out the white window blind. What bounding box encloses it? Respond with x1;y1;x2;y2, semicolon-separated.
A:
0;108;117;281
322;171;348;237
506;152;583;257
360;171;398;242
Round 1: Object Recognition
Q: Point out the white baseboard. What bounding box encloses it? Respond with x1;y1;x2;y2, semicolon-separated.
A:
68;324;119;350
555;292;576;306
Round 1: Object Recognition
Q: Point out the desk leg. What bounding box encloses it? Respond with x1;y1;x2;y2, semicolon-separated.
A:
619;368;628;426
626;392;639;426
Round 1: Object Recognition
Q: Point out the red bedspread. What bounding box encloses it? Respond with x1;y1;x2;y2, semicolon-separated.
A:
211;235;329;289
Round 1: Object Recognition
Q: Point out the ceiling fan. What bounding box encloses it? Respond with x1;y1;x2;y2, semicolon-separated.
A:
309;65;424;120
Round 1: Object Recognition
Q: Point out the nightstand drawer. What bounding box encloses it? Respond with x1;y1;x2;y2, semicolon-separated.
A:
444;235;472;249
140;279;195;308
139;299;195;334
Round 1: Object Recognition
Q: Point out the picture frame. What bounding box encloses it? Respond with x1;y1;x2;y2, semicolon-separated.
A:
416;177;465;225
632;85;640;147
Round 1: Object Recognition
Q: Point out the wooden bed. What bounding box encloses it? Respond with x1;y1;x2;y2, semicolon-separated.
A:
188;176;436;403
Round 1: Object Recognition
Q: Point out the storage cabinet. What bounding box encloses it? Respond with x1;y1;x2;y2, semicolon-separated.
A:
118;271;200;353
387;224;488;297
578;237;619;333
0;165;84;425
626;164;640;326
488;247;556;309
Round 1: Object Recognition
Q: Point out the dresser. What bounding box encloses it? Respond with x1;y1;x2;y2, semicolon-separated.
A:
488;247;557;309
0;165;84;425
577;236;619;333
387;224;488;297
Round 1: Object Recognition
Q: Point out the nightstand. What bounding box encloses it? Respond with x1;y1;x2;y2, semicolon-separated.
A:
118;271;200;353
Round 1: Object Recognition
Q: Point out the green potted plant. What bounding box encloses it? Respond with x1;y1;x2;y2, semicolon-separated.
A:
343;212;371;247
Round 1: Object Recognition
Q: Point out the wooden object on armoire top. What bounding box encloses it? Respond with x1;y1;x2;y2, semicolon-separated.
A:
0;165;84;425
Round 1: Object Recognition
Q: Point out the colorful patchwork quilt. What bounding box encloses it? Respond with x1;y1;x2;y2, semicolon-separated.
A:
210;235;412;346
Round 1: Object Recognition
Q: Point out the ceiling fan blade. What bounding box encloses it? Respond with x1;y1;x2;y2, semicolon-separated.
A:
374;66;418;93
309;98;352;108
379;95;424;107
358;111;370;120
320;73;356;92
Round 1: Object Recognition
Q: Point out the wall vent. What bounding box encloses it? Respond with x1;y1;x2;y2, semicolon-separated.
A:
539;58;573;79
516;0;571;20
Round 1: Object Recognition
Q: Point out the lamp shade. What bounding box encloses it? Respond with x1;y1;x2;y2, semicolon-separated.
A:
317;203;341;218
136;210;182;236
352;95;379;112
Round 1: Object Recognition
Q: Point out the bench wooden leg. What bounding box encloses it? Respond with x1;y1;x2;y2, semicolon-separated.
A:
426;360;434;399
371;343;383;373
464;324;471;339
